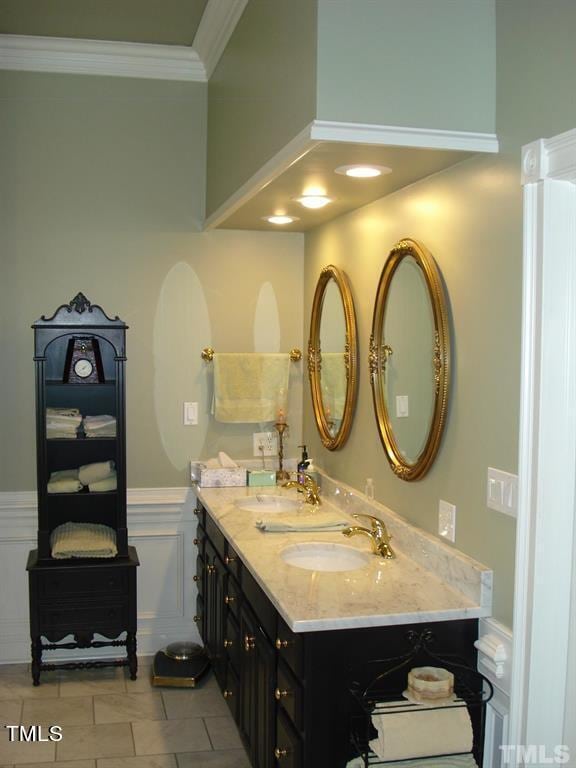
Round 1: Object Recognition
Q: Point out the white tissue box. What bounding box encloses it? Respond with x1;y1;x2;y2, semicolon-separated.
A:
191;463;247;488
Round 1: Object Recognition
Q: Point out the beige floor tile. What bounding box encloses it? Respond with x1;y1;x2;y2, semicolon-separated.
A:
58;671;126;698
131;719;211;756
56;723;134;761
94;693;165;724
123;670;153;695
176;750;249;768
0;727;56;765
0;700;23;724
97;755;176;768
162;688;228;720
203;718;243;751
21;697;94;727
0;671;59;702
22;761;95;768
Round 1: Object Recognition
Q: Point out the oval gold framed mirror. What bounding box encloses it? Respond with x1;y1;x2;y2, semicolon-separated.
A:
308;265;358;450
370;239;450;480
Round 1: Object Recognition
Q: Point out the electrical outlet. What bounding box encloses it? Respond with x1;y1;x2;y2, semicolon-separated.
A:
438;499;456;542
253;432;278;457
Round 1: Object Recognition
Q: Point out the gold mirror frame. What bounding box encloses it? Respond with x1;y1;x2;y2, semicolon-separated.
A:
308;265;358;450
370;239;450;480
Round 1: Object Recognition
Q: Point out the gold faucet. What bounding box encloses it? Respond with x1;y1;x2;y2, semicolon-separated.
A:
342;513;395;558
282;474;322;507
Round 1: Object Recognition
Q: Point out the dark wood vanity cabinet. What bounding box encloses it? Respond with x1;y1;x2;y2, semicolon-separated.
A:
194;503;481;768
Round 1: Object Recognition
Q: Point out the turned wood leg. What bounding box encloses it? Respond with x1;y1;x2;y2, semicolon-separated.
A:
31;637;42;686
126;632;137;680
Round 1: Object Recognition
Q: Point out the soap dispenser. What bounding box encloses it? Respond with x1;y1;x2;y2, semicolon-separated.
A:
297;445;309;484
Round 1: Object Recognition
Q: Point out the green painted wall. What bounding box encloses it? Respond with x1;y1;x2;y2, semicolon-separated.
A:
316;0;496;131
0;71;304;491
206;0;318;218
303;0;576;628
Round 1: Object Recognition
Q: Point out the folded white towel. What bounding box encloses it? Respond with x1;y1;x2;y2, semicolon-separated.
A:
369;701;474;762
346;755;477;768
255;510;349;532
50;522;117;559
47;469;82;494
213;353;290;423
78;460;115;486
89;472;117;493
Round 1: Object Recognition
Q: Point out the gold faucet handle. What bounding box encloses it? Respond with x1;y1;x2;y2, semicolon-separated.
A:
352;513;391;540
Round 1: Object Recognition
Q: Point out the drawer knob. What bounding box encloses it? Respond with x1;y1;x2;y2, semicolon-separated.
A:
193;538;199;545
206;565;216;575
224;595;235;605
223;639;233;649
274;747;289;759
223;689;233;699
194;507;201;516
274;687;291;700
244;634;256;652
193;574;200;582
275;638;290;649
224;555;236;565
193;615;201;623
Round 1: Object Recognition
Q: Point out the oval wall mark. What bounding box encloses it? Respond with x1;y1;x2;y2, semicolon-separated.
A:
153;262;211;471
253;281;281;352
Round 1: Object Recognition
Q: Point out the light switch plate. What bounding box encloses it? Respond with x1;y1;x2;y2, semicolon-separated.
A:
183;402;198;426
253;432;278;457
487;467;518;517
438;499;456;542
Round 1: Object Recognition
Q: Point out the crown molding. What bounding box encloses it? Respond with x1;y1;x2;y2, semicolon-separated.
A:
193;0;249;79
0;34;206;81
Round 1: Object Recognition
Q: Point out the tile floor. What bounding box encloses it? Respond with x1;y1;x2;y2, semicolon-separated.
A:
0;657;249;768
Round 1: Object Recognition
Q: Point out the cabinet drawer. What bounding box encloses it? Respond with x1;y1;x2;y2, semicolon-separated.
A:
275;709;302;768
275;617;304;679
223;574;240;619
276;659;303;732
39;568;128;599
224;542;242;579
40;601;129;631
224;612;240;672
241;566;277;642
206;514;226;561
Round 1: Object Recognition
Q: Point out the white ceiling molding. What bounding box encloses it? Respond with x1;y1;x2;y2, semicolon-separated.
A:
193;0;249;79
0;34;206;81
311;119;499;154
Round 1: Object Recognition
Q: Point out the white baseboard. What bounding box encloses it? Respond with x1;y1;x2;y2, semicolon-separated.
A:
0;487;199;664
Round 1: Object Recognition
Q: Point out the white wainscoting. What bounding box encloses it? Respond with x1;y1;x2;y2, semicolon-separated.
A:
0;487;199;664
475;618;513;768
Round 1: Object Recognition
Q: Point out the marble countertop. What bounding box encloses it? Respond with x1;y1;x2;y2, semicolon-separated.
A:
195;479;492;633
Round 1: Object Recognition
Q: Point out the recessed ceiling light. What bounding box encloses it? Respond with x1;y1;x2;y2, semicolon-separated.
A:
262;215;299;225
335;164;392;178
293;195;333;209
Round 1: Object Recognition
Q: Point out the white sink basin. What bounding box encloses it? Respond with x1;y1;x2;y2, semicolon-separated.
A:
280;542;371;572
235;495;301;514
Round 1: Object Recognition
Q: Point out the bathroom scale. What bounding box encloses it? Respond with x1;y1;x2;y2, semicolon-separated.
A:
151;642;210;688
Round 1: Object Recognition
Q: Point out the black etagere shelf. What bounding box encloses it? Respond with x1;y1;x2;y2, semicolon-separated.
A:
348;629;494;767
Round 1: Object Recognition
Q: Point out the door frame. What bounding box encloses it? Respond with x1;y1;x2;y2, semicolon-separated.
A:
510;128;576;761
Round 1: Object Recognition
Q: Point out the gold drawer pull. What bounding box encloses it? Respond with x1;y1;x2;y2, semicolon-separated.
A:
274;687;291;700
275;638;290;649
225;555;236;565
193;574;200;582
244;634;256;652
193;615;201;623
193;538;200;545
223;689;233;699
274;747;289;759
193;507;201;516
223;639;233;649
206;564;216;574
224;595;235;605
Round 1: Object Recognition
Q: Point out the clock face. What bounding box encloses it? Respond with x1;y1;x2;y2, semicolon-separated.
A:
73;357;94;379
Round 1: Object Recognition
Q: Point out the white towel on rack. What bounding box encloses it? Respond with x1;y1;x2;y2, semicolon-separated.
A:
212;353;290;423
369;700;474;762
346;755;477;767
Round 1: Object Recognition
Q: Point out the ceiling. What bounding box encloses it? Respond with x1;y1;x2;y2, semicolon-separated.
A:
0;0;209;46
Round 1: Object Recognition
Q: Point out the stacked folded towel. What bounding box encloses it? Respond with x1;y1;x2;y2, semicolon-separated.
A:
47;461;116;494
346;755;477;767
46;407;82;439
83;414;117;438
50;522;118;559
255;509;349;532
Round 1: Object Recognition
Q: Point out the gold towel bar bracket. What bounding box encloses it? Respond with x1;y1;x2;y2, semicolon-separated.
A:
201;347;301;362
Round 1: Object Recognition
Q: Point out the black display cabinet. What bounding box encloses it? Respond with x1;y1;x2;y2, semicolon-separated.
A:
27;293;138;685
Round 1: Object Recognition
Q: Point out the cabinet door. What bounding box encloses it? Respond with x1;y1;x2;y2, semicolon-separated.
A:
239;604;276;768
205;543;227;687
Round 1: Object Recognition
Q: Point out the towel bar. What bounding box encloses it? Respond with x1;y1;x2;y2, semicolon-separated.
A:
201;347;302;362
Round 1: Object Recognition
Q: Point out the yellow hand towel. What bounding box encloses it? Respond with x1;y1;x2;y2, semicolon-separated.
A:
47;469;82;494
255;509;349;532
213;353;290;423
89;472;117;493
50;522;117;559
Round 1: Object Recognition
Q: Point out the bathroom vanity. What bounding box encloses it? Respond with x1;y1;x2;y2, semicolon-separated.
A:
194;480;491;768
